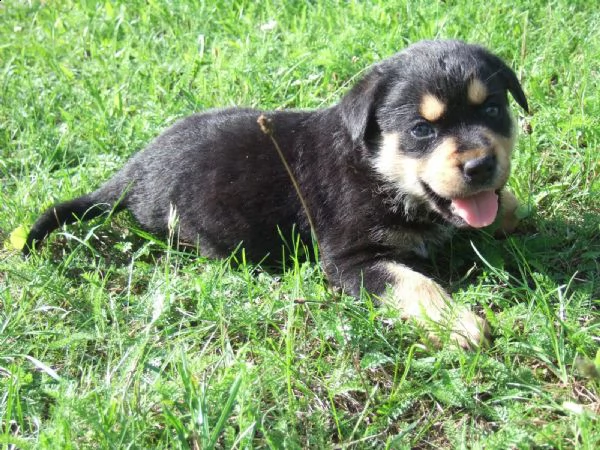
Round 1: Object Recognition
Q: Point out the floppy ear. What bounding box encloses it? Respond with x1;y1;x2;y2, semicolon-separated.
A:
503;67;529;113
492;56;529;113
340;66;384;143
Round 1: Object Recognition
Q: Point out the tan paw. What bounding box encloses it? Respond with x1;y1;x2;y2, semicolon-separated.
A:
381;262;491;350
423;308;490;350
496;189;520;235
448;309;491;349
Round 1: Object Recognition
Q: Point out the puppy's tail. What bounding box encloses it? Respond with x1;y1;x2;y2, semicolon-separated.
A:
23;186;127;256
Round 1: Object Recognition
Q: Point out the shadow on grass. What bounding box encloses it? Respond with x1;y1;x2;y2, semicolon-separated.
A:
31;207;600;306
427;212;600;300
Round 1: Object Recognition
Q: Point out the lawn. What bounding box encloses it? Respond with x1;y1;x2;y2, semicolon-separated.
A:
1;0;599;448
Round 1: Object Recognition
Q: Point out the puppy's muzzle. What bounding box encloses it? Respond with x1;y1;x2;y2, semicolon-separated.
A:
463;154;497;186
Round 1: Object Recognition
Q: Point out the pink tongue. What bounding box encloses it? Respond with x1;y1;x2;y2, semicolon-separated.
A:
451;191;499;228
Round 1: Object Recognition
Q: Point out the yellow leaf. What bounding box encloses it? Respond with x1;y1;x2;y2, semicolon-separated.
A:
9;226;28;251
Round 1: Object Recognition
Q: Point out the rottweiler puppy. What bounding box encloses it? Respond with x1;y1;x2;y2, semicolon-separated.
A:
24;40;528;348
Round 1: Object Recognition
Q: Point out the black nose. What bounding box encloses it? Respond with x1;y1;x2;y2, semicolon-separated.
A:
463;155;497;185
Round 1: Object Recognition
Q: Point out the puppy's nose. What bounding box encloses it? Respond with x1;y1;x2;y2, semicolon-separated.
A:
463;155;496;185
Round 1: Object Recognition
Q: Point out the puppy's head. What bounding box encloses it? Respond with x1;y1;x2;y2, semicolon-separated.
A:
341;40;528;228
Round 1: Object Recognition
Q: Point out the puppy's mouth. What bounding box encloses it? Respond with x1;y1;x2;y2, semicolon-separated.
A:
421;183;499;228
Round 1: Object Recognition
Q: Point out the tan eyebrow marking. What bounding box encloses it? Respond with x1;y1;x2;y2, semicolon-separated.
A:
419;94;446;122
467;78;488;105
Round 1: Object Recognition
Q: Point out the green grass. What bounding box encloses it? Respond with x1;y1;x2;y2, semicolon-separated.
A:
1;0;599;448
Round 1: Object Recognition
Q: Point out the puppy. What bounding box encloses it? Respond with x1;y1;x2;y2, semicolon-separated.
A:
24;40;528;348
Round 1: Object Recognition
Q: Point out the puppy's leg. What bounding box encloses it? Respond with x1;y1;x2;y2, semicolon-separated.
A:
359;262;490;349
496;188;520;234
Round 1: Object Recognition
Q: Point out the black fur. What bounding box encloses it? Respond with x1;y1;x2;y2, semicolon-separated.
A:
25;41;527;338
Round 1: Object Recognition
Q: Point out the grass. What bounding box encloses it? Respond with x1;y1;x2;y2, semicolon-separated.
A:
1;0;599;448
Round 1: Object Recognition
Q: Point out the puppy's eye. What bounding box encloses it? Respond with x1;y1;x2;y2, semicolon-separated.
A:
483;104;500;118
410;122;436;139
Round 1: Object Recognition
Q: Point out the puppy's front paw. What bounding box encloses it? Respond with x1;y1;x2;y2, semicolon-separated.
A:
423;307;490;350
447;309;491;349
496;189;520;235
381;262;490;350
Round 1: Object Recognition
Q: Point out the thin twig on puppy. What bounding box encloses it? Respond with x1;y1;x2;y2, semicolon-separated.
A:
257;114;321;255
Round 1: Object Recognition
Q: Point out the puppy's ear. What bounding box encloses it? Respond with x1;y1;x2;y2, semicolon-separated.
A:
491;56;529;113
503;67;529;113
340;66;384;143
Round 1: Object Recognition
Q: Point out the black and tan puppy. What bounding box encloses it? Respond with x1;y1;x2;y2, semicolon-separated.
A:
25;40;528;348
